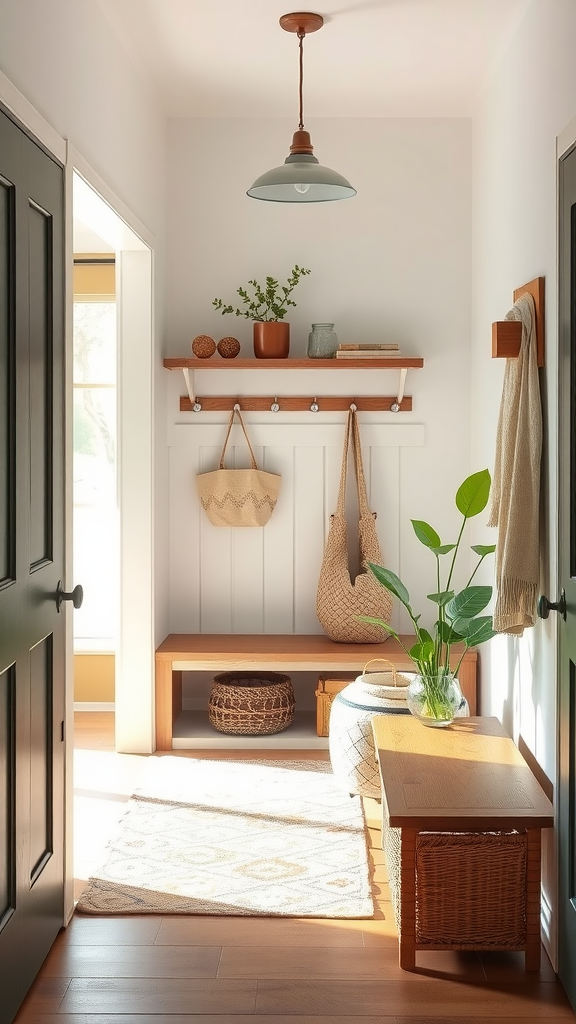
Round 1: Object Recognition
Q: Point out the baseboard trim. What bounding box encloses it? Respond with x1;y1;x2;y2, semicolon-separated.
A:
73;702;116;712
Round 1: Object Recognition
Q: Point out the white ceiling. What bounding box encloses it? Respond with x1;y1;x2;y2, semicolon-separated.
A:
98;0;530;118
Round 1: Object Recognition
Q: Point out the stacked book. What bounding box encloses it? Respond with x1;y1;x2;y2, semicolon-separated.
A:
335;343;400;359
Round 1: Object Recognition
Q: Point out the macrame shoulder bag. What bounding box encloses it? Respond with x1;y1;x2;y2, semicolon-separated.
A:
196;407;280;527
316;409;391;642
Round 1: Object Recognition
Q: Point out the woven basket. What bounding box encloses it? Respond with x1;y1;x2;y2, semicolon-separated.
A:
315;676;356;737
328;660;412;797
208;672;295;735
383;823;528;950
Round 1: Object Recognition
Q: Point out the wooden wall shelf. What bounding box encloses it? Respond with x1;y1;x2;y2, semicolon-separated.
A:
491;277;545;367
163;356;424;414
163;357;424;370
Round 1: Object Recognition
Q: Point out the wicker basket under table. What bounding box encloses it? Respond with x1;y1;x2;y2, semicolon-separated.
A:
383;821;528;951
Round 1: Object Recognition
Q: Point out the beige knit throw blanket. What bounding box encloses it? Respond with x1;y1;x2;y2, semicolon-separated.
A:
487;292;542;635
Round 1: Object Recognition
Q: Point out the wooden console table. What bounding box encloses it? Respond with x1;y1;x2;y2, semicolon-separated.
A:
154;634;477;751
372;715;554;971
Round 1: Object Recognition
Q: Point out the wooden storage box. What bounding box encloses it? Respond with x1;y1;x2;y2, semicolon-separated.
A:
315;675;356;736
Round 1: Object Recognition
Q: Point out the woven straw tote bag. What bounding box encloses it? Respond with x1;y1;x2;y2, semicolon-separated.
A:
196;407;280;527
316;409;392;642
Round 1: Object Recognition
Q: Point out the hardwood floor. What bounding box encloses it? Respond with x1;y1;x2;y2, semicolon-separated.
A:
13;712;575;1022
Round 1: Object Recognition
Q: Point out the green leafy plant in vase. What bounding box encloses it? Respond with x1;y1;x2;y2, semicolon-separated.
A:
360;469;496;727
213;265;311;358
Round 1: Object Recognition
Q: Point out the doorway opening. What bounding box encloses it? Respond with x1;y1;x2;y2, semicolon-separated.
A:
72;241;117;702
71;170;154;755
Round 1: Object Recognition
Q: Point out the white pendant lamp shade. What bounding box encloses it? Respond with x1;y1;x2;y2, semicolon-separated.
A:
247;135;356;203
247;14;356;204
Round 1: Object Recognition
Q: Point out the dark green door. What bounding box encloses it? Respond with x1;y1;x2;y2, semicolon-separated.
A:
558;141;576;1013
0;106;66;1024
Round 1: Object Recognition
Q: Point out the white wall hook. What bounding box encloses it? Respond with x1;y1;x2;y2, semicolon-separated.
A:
310;398;319;413
271;398;280;413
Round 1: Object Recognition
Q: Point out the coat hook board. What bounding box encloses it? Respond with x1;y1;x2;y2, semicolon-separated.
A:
491;276;545;367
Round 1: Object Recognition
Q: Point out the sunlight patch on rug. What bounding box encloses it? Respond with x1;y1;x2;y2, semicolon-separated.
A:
75;757;374;918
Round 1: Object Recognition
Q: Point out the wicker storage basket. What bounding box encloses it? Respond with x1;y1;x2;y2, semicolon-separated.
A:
208;671;295;735
315;676;356;736
383;822;528;950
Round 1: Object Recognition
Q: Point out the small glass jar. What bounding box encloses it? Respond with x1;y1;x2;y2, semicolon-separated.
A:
307;323;338;358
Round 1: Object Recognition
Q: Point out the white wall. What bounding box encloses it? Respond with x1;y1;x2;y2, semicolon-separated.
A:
471;0;576;963
164;116;472;652
0;0;163;233
0;0;170;650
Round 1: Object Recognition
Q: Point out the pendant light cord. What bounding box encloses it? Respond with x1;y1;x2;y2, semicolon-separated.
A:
298;29;305;130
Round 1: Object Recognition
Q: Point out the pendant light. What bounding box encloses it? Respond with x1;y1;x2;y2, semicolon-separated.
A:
247;12;356;203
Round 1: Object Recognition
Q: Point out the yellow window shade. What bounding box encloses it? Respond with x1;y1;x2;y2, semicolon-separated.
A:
74;257;115;300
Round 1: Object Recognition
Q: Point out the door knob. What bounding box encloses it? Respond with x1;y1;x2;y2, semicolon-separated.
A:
537;589;566;620
56;581;84;613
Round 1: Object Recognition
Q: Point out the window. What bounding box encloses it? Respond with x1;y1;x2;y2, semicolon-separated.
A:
73;259;118;649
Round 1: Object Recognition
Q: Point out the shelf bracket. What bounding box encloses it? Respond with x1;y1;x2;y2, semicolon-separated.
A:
182;368;202;412
390;368;408;413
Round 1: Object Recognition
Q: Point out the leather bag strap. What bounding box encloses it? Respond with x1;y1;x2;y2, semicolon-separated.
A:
350;409;372;517
335;409;353;515
219;408;258;470
336;409;373;518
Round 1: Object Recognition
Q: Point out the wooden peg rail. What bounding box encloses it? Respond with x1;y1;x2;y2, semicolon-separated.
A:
180;395;412;413
491;276;545;367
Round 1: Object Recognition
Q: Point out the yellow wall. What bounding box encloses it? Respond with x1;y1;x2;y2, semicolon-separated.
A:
73;258;115;299
74;654;115;702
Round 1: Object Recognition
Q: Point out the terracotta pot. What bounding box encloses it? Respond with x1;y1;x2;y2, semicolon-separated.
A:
253;321;290;358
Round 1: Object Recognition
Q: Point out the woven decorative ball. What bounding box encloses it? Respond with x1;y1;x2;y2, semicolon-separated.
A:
192;334;216;358
208;672;295;735
217;336;241;359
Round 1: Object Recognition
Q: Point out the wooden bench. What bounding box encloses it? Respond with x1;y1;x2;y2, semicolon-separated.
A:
154;634;477;750
372;714;555;971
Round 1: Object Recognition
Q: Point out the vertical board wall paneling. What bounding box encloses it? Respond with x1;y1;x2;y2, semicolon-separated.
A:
231;442;264;633
198;445;232;633
368;445;402;635
263;445;296;634
294;446;326;634
168;420;425;637
169;446;200;632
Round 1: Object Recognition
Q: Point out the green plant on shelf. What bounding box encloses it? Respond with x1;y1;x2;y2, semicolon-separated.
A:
213;265;311;322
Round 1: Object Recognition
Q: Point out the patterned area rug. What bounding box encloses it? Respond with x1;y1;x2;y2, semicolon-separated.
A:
75;757;374;918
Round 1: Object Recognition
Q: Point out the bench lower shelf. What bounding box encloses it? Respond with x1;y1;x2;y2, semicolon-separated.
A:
172;710;328;750
155;634;478;751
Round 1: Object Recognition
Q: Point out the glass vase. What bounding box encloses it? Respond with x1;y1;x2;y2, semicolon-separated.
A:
307;323;338;358
406;672;465;727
